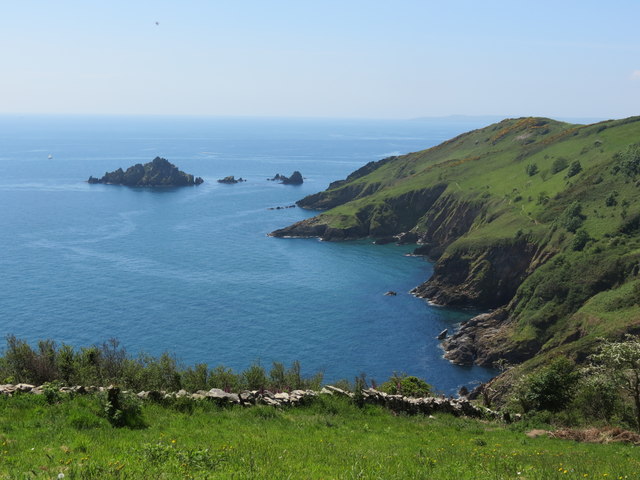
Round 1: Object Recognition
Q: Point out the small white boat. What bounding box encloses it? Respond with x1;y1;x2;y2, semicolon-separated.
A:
48;154;53;159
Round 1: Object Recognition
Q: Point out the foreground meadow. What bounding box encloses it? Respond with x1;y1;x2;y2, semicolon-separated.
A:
0;393;637;479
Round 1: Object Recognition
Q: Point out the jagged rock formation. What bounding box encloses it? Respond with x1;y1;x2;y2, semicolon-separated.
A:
88;157;203;187
268;171;304;185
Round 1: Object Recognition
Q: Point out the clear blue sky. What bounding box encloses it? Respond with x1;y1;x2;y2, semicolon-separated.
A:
1;1;639;119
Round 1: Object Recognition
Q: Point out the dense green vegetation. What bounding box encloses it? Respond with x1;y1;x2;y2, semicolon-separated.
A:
0;336;324;394
1;393;639;479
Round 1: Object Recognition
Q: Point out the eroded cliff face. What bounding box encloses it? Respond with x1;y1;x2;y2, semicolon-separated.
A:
411;239;539;309
412;194;485;259
270;185;447;240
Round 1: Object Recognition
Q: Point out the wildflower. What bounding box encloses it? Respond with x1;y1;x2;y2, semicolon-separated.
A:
58;474;65;480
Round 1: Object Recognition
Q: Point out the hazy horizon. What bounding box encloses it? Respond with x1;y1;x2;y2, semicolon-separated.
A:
2;1;639;119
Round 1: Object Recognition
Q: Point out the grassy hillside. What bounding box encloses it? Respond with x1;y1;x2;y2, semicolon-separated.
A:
2;393;639;479
271;116;640;396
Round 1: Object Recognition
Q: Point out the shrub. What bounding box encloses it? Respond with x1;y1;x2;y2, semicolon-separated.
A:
99;386;146;429
181;363;209;392
590;336;640;431
605;192;618;207
42;381;64;405
612;143;640;179
380;373;432;398
558;201;585;233
515;357;579;413
551;157;569;174
243;363;267;391
525;163;539;176
571;229;590;251
572;372;621;422
566;160;583;178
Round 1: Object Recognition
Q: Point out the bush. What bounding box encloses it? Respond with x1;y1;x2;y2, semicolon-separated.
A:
525;163;539;176
605;192;618;207
515;357;579;413
379;373;432;397
243;363;267;391
572;373;621;423
566;160;583;178
551;157;568;174
558;201;585;233
571;229;590;251
613;143;640;179
99;386;146;429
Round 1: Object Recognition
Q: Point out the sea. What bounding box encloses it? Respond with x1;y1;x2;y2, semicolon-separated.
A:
0;114;498;394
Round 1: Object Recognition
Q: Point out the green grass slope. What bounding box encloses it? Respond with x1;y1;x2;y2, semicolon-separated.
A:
2;394;639;479
271;116;640;383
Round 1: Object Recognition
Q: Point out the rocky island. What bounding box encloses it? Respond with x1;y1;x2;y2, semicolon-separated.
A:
88;157;203;187
217;176;246;184
270;115;640;404
268;171;303;185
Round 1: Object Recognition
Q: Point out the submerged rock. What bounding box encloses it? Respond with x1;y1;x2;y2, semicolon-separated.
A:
373;236;396;245
88;157;203;187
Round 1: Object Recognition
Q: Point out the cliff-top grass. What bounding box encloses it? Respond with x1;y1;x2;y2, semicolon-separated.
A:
1;393;638;479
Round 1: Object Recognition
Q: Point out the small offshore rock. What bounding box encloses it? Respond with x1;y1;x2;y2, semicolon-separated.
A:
437;328;448;340
270;171;303;185
384;291;397;296
268;204;296;210
217;175;245;184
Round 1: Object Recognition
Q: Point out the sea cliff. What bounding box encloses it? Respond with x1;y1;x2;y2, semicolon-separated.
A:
270;116;640;392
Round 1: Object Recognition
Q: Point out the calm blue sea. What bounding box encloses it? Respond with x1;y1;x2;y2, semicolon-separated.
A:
0;115;496;393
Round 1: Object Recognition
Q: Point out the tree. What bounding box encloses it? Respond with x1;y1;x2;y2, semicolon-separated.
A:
613;144;640;179
590;336;640;432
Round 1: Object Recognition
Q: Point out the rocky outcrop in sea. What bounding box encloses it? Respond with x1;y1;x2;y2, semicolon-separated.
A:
217;176;246;184
268;171;304;185
88;157;203;187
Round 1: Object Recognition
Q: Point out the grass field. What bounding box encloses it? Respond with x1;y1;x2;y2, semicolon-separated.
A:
0;393;638;479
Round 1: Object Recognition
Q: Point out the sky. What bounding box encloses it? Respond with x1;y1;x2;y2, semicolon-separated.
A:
1;1;639;119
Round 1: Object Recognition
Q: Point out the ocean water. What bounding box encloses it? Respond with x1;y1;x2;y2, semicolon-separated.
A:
0;115;496;393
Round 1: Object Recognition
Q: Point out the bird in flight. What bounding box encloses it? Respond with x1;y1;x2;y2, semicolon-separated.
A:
155;21;159;26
